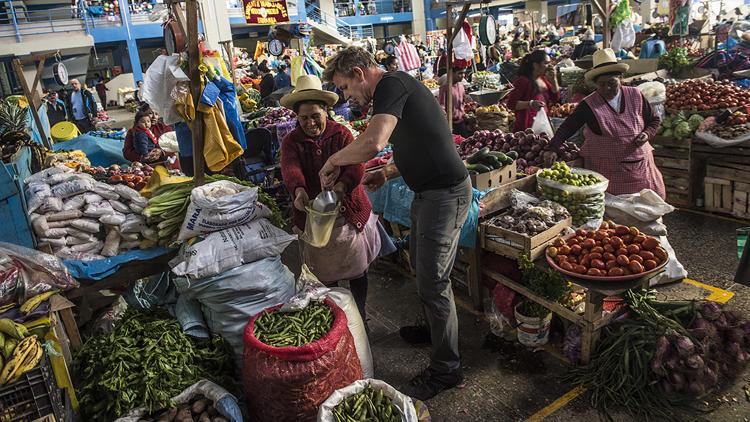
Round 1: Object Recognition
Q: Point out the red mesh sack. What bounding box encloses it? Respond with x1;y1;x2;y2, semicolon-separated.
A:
243;297;363;422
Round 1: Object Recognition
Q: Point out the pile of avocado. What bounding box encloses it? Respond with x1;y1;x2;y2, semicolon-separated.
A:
465;147;516;174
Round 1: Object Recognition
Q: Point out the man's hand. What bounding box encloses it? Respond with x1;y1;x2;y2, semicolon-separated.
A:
543;150;558;167
635;133;649;145
319;158;340;189
362;170;387;192
293;188;309;212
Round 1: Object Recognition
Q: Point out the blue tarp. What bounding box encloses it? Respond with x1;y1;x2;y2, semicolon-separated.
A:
52;134;129;167
368;177;484;248
63;247;172;280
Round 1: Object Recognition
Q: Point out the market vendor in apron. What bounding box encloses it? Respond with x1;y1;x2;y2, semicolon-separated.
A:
544;48;666;198
279;75;381;321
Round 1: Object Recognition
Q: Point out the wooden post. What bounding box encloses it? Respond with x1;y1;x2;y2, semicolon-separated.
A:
11;59;52;149
446;4;453;131
220;40;237;87
444;2;471;131
603;0;611;48
186;0;205;186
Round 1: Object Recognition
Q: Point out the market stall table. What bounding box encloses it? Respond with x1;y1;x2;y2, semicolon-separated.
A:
482;266;657;363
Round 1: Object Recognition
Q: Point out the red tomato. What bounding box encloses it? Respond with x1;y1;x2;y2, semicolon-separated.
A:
629;254;644;264
616;255;630;266
627;244;641;255
608;267;625;276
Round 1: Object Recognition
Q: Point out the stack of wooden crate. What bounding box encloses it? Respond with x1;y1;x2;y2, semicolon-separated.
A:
651;136;695;207
703;160;750;217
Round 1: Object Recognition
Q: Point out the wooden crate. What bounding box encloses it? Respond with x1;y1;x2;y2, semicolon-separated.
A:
470;163;517;190
733;182;750;219
704;176;733;213
480;216;572;261
651;136;695;206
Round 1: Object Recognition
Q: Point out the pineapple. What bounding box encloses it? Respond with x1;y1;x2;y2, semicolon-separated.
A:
0;99;30;144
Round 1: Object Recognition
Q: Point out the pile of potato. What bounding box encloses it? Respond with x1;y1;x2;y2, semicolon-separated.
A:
137;396;227;422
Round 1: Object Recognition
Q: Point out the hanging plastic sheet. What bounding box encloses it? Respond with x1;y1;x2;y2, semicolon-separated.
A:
62;247;172;280
211;74;248;149
52;134;128;167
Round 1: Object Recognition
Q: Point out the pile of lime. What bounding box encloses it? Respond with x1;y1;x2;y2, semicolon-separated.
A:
537;162;606;226
538;162;602;187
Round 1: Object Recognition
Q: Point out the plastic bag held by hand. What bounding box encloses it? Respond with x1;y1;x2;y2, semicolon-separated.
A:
0;242;79;306
531;108;554;137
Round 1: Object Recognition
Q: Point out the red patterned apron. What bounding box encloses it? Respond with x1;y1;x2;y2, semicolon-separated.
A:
581;86;666;199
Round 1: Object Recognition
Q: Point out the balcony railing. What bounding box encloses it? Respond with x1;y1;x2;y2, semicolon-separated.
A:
0;0;90;42
334;0;411;17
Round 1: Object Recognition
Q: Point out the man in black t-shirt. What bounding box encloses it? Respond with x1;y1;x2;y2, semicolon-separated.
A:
319;47;471;401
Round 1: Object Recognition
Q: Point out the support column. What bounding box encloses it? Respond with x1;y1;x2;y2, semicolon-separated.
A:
319;0;336;25
126;38;143;82
410;0;426;41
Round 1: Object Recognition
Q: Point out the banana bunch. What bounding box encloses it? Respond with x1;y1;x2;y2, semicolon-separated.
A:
239;92;258;112
0;335;43;385
20;290;58;315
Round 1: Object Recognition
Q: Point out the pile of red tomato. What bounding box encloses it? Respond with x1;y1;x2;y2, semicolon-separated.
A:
546;222;669;278
666;80;750;111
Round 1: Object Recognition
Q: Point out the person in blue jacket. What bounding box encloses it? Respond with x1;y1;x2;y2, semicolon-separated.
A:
65;79;97;133
274;63;292;90
45;91;68;127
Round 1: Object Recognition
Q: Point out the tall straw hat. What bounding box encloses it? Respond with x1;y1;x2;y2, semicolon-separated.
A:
584;48;630;82
280;75;338;109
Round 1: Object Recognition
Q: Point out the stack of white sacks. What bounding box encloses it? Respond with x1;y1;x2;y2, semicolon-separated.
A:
24;166;156;260
168;179;297;364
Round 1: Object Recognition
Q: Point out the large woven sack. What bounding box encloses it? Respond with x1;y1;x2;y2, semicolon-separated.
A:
476;111;510;132
243;298;363;422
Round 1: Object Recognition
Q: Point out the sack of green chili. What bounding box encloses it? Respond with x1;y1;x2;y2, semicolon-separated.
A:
243;298;363;421
318;379;418;422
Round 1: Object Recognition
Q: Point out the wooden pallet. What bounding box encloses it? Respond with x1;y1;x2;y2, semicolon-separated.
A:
733;182;750;219
651;136;696;206
704;176;733;213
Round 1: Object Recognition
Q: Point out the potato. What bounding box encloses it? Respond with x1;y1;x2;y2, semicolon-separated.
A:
191;399;208;415
156;408;177;422
175;408;193;422
206;406;218;417
211;418;228;422
198;412;211;422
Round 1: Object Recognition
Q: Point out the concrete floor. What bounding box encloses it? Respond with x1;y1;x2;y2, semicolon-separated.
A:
284;209;750;422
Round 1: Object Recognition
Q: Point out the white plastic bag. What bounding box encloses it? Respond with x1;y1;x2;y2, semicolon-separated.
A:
62;195;86;211
648;236;688;286
537;168;609;226
612;19;636;51
109;199;130;213
37;197;63;214
100;211;127;226
326;288;374;379
694;129;750;148
25;183;52;214
70;219;101;233
531;108;554;138
141;54;190;126
317;379;418;422
84;201;114;218
170;218;296;279
51;177;93;199
121;214;146;233
113;379;242;422
25;166;72;185
453;26;473;61
178;180;272;241
604;190;675;222
92;182;120;200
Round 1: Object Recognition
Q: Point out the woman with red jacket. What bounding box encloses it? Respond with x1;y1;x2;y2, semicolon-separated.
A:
280;75;381;320
506;50;560;132
123;111;165;163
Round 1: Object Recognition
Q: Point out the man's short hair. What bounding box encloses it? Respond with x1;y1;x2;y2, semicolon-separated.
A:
322;46;379;82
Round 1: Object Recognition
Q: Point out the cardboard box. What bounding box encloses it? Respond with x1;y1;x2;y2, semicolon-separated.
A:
470;163;517;190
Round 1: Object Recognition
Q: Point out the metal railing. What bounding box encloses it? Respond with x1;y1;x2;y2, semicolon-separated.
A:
0;0;90;42
334;0;411;17
306;3;355;40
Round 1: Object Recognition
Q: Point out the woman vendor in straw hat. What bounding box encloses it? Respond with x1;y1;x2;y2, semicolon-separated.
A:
545;48;666;198
280;74;381;320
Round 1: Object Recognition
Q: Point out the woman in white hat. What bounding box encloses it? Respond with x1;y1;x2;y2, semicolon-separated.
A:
279;74;381;320
545;48;665;198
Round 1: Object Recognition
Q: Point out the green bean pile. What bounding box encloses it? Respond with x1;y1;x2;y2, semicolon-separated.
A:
253;302;333;347
332;385;402;422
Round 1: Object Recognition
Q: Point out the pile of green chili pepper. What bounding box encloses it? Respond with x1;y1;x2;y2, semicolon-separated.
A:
253;302;333;347
74;309;234;421
332;385;402;422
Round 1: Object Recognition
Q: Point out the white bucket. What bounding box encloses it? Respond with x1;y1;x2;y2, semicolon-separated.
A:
514;303;552;347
